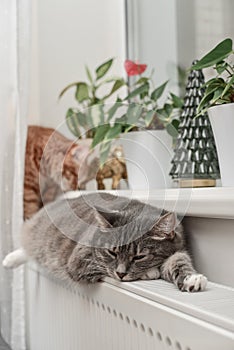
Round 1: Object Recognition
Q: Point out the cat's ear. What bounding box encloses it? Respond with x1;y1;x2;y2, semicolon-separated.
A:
94;206;120;228
150;212;176;240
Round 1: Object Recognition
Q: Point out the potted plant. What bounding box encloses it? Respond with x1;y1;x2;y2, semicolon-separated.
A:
60;58;182;190
111;60;183;190
89;59;183;190
59;58;128;189
192;38;234;186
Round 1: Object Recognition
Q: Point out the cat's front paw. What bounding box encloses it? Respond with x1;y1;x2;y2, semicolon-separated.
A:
181;274;207;292
140;267;160;280
3;253;19;269
3;249;27;269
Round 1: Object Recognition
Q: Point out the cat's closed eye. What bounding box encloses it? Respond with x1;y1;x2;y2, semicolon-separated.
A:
133;255;147;262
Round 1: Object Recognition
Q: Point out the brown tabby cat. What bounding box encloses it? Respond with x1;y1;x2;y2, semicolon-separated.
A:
24;126;90;220
4;193;207;292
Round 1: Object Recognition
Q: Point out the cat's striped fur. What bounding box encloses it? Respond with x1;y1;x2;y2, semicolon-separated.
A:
4;193;207;292
24;126;89;220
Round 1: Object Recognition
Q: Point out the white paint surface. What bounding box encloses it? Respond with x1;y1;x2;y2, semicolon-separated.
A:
28;0;126;136
127;0;178;90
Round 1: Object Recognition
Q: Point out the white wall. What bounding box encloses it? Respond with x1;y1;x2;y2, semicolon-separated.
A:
176;0;196;70
28;0;126;137
195;0;234;59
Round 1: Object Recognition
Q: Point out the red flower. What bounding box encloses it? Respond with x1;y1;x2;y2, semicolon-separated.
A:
124;60;147;76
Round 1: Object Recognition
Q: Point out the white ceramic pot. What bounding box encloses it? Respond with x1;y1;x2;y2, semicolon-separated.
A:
120;130;173;190
208;103;234;187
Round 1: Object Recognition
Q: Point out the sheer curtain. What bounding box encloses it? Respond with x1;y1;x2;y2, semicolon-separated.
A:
0;0;31;349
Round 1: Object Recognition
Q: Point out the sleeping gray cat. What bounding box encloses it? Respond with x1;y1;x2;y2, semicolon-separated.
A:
3;193;207;292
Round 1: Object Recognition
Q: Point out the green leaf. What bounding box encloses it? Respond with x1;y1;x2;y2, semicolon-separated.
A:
215;98;231;104
87;104;105;128
166;120;179;138
170;93;183;108
140;89;148;100
215;61;228;74
91;124;110;148
96;123;122;165
76;112;87;128
197;83;225;113
151;80;168;101
211;87;226;103
144;110;155;126
197;90;216;113
206;79;225;94
99;141;112;166
104;123;122;141
59;82;81;99
115;114;127;125
66;108;82;137
106;79;125;98
191;38;233;70
96;77;124;91
75;83;89;102
135;77;149;85
116;114;133;133
107;100;122;121
126;103;142;125
164;103;173;117
221;75;234;97
202;77;219;88
85;65;93;83
157;108;169;120
96;58;114;80
126;83;149;100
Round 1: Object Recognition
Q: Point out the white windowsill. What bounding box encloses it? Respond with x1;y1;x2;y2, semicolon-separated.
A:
65;187;234;219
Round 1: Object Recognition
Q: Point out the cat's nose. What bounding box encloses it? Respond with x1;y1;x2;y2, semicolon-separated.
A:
116;272;127;280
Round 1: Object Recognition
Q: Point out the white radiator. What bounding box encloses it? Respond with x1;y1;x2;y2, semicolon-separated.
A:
26;265;234;350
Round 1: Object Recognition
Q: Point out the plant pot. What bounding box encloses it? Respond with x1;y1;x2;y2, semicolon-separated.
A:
208;103;234;187
120;130;173;190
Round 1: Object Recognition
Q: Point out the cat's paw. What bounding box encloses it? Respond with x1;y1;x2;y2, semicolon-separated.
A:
3;253;17;268
2;249;27;269
140;267;160;280
181;274;208;292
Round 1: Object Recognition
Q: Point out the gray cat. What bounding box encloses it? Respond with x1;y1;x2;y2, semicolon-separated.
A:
3;193;207;292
